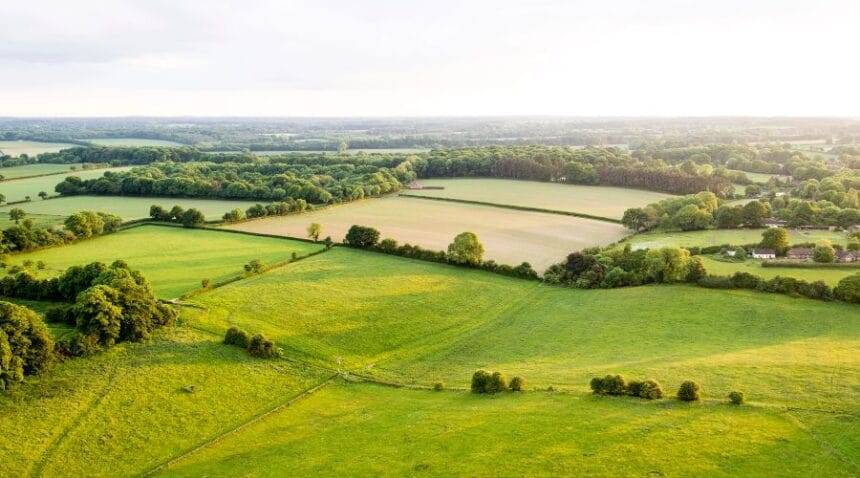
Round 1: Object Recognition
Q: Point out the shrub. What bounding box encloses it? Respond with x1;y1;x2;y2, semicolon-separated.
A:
626;380;643;397
677;381;701;401
590;376;605;394
509;376;525;392
247;333;278;358
639;379;664;400
201;278;210;288
244;259;265;274
433;382;444;391
447;232;485;266
471;370;490;394
728;391;744;405
487;371;508;393
223;326;250;348
834;273;860;303
471;370;508;394
603;374;626;395
344;225;380;248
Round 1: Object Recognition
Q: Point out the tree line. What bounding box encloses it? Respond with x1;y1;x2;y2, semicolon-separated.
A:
1;210;122;254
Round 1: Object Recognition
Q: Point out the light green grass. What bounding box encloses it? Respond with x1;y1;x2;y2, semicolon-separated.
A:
0;327;327;477
227;196;628;270
0;213;65;229
8;225;324;298
0;140;77;157
0;195;261;222
627;228;850;250
83;138;185;147
407;178;675;220
699;256;858;286
0;163;87;179
727;170;787;183
0;167;132;203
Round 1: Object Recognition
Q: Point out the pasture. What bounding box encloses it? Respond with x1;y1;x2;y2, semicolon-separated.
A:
224;195;629;270
7;225;323;298
728;170;787;183
0;140;77;157
3;246;854;475
698;256;858;286
0;166;132;203
626;228;850;250
0;195;261;223
0;163;85;180
82;138;186;147
406;178;674;220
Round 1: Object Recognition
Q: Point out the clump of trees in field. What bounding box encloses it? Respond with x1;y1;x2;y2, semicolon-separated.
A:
0;209;121;253
148;205;205;227
223;326;281;359
0;301;54;390
590;375;664;400
471;370;525;394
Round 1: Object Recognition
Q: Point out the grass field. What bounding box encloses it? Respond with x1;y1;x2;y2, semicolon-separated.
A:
728;170;787;183
83;138;185;147
225;196;628;270
0;166;132;203
6;225;324;298
1;246;858;475
0;140;78;157
699;256;858;286
406;178;674;220
0;163;91;179
0;195;261;223
627;228;850;250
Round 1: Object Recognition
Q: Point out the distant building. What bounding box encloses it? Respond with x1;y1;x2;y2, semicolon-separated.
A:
725;249;737;257
752;249;776;259
836;250;858;263
787;247;814;261
763;218;788;228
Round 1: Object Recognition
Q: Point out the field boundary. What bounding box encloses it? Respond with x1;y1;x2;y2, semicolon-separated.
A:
141;375;338;476
0;164;113;183
397;193;623;224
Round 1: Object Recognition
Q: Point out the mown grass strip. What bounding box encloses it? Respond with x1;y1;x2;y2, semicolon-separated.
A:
398;193;623;224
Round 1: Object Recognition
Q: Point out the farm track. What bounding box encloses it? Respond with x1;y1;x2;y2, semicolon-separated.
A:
30;363;120;478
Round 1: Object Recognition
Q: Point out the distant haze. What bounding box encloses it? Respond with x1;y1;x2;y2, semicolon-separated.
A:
1;0;858;117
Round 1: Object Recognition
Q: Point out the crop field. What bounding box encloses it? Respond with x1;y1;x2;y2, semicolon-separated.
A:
406;178;674;220
698;256;858;286
82;137;186;147
0;163;88;179
0;140;78;157
0;166;132;203
0;195;261;223
225;196;628;270
626;228;850;250
7;225;324;298
3;247;854;475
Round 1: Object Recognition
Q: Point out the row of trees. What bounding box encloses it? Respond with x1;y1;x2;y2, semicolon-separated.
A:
223;326;281;358
223;198;310;223
471;370;525;394
1;210;122;253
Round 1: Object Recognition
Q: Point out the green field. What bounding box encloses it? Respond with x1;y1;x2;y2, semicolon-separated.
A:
226;196;628;270
406;178;675;220
627;228;850;250
0;163;91;179
83;138;186;147
0;195;261;223
251;148;430;156
7;225;324;298
727;170;787;183
699;256;858;286
2;233;858;476
0;166;132;203
0;140;78;157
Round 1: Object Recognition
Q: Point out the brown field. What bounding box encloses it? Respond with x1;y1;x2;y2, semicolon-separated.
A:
224;196;628;270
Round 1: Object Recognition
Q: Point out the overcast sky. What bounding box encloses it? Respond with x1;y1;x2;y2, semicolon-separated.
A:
1;0;857;117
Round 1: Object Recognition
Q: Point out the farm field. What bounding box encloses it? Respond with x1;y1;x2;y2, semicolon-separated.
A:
727;170;787;183
3;246;857;476
0;195;261;223
0;166;132;203
698;256;858;286
0;140;78;157
626;228;850;250
7;225;324;298
82;137;186;147
0;163;94;179
406;178;674;220
224;196;628;270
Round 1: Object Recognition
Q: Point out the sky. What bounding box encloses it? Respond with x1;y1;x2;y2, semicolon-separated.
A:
1;0;858;117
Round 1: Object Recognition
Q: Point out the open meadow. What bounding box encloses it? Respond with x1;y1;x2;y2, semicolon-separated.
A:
0;195;262;224
82;138;186;147
7;225;323;298
0;166;132;203
2;245;855;476
224;195;629;270
698;256;859;286
626;228;850;250
0;140;78;157
0;163;90;179
405;178;674;220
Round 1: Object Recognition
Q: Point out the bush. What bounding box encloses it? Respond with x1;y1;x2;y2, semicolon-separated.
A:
834;273;860;303
201;278;210;289
223;326;250;348
677;381;701;401
471;370;490;394
433;382;444;391
509;376;525;392
626;380;643;397
344;225;380;248
728;391;744;405
590;374;626;395
247;333;279;358
471;370;509;394
639;379;664;400
244;259;265;274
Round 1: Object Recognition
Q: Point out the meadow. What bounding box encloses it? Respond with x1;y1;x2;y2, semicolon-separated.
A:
0;163;87;179
0;166;132;203
727;169;787;183
0;195;261;223
7;225;323;298
82;138;186;147
0;140;78;157
405;178;674;220
698;256;858;286
0;243;857;475
225;196;628;270
626;228;850;250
